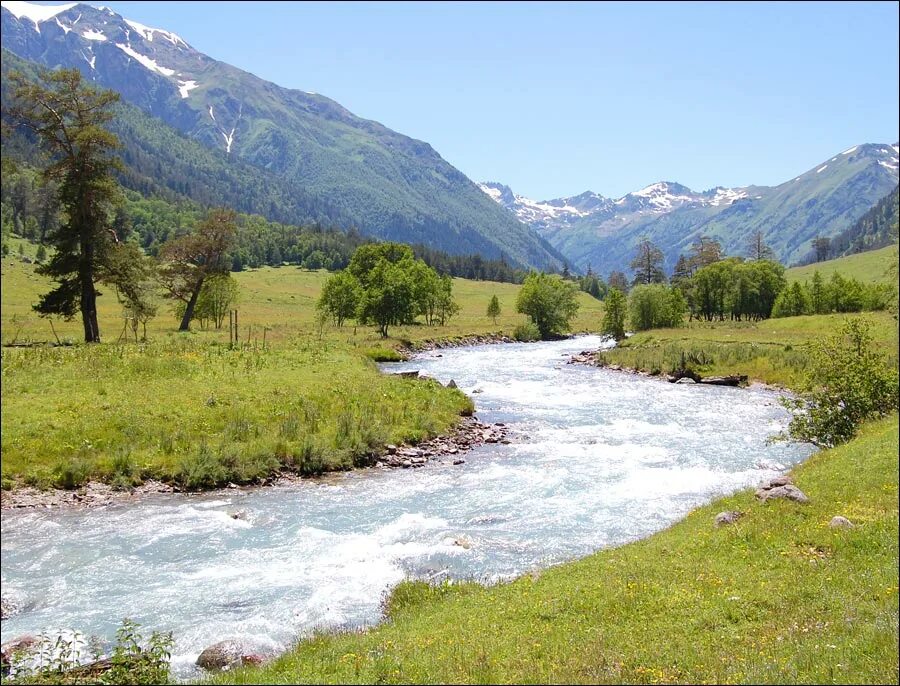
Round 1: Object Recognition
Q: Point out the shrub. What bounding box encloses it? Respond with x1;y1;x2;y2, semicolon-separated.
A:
52;458;92;490
778;319;898;447
177;442;229;489
627;284;685;331
512;321;541;342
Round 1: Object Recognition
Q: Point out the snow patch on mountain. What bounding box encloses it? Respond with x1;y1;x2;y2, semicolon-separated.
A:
82;28;106;41
708;187;748;206
817;165;828;173
0;1;77;31
124;18;188;47
178;80;198;99
115;43;176;76
54;17;70;33
841;146;859;155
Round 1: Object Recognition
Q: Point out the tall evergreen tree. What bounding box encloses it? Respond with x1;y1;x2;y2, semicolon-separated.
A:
7;68;123;342
630;238;666;286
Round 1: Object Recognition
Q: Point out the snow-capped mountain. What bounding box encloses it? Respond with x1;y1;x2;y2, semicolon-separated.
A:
478;180;753;236
480;143;899;273
0;1;564;269
477;183;614;231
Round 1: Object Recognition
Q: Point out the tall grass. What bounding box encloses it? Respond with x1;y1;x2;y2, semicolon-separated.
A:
1;339;472;489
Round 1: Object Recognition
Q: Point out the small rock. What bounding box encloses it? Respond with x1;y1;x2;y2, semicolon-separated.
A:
452;459;465;465
386;444;397;455
760;475;792;489
675;377;696;384
756;484;809;504
229;510;248;521
0;597;18;621
715;511;743;527
447;379;458;389
401;460;412;468
829;516;854;529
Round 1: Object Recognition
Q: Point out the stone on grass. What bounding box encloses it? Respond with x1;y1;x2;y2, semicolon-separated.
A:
715;511;743;527
829;516;854;529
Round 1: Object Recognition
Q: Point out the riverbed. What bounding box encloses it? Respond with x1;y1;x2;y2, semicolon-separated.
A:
0;335;814;678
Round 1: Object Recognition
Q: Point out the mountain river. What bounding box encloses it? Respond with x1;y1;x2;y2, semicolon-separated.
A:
0;335;814;678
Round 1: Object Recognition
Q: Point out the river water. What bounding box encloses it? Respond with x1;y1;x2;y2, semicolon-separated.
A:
0;335;813;677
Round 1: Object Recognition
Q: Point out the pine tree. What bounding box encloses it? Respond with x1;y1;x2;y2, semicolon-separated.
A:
630;238;666;286
7;68;123;342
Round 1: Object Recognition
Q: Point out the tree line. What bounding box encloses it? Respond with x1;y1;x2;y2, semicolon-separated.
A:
599;229;895;340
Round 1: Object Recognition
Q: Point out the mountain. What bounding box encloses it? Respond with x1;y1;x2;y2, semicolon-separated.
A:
480;145;899;274
0;1;563;270
819;184;898;262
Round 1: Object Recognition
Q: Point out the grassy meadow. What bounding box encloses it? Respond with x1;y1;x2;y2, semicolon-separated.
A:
601;311;898;388
785;243;898;285
0;247;604;489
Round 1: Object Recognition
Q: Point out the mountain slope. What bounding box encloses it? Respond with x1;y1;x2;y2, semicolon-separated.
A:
480;144;899;274
0;1;563;269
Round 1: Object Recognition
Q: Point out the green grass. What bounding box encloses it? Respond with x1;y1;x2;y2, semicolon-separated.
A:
786;244;899;285
0;340;472;489
212;415;899;685
0;253;603;489
0;257;604;347
603;312;898;387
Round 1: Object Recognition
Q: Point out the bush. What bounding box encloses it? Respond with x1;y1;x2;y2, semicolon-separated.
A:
778;319;898;447
364;347;408;362
52;458;92;490
5;619;173;685
627;284;685;331
177;442;229;489
513;321;541;342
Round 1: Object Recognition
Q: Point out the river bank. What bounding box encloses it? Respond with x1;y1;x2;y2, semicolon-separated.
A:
0;416;510;512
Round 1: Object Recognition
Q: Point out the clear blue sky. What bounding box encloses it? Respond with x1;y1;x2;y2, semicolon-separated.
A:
77;2;900;198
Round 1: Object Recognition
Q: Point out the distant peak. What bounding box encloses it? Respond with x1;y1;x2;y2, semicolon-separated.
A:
1;1;78;27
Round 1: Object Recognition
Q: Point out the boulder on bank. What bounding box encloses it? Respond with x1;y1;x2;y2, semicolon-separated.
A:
756;476;809;504
1;634;39;675
446;379;458;389
715;511;743;527
196;640;252;671
698;375;748;387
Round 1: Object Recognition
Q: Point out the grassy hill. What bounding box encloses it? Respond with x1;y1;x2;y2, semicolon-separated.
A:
786;243;899;285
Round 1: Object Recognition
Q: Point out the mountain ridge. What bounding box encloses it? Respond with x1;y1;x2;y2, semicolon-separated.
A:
1;0;564;269
479;142;899;272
